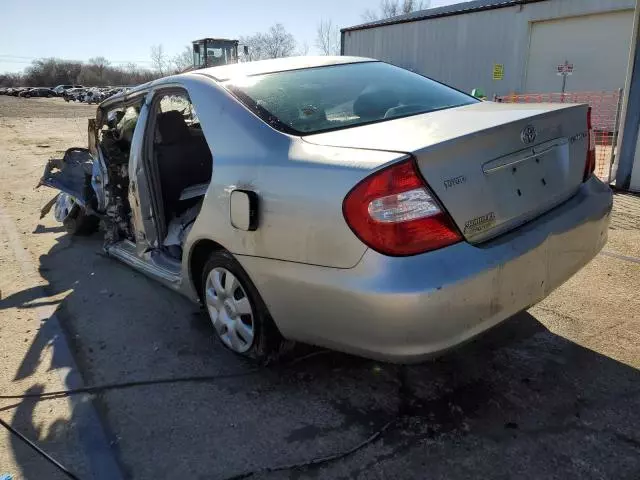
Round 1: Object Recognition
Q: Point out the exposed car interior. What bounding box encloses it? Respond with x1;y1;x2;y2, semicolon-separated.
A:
154;108;212;220
98;102;142;243
95;91;213;259
151;93;213;258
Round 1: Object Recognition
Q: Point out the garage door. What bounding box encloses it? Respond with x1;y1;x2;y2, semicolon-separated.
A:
525;10;634;93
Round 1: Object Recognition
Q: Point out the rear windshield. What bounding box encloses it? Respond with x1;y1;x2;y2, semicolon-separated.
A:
223;61;477;135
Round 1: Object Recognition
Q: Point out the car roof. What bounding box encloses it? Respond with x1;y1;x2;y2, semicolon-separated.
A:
101;56;376;107
187;55;375;81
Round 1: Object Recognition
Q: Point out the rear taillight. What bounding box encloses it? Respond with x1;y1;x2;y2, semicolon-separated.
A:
584;107;596;181
343;159;462;256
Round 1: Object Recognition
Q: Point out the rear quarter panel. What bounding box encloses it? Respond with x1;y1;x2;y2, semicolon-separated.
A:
179;75;401;270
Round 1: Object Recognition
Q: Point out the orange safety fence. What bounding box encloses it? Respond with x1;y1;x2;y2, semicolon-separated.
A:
494;90;623;183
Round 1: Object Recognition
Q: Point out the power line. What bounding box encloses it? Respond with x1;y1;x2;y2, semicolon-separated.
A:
0;54;35;59
0;54;152;64
0;59;33;64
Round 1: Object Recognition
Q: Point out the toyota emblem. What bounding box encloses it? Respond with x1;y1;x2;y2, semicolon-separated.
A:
521;125;537;145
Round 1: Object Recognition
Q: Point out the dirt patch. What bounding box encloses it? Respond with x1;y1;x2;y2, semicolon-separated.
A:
0;95;96;119
610;191;640;231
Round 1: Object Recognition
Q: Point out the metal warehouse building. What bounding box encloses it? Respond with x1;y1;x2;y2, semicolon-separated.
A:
341;0;636;97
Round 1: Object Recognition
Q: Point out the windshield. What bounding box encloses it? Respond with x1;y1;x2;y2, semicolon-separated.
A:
223;61;478;135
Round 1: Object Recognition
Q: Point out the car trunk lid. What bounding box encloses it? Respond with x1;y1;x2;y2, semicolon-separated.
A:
304;101;590;243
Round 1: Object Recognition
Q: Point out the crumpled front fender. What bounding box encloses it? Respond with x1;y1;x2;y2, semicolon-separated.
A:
37;147;95;208
39;192;60;219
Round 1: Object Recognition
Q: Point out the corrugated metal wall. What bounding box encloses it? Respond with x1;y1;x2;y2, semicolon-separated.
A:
342;0;635;96
525;9;634;93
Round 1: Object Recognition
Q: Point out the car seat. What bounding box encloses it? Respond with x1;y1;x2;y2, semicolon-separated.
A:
353;89;400;121
155;111;213;222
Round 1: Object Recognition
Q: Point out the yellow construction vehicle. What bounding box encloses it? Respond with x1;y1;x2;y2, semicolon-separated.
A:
191;38;248;69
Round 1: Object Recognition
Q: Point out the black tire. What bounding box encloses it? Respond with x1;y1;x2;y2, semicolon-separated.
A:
200;250;291;363
62;206;99;235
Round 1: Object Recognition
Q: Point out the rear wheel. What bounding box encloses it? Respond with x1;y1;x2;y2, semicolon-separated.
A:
200;250;291;363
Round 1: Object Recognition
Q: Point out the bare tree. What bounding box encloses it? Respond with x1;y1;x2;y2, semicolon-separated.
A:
362;0;429;21
88;56;110;82
315;19;340;56
362;9;378;22
14;57;160;87
264;23;296;59
297;41;310;56
123;62;139;74
150;44;168;75
0;72;23;87
172;46;193;73
240;23;297;61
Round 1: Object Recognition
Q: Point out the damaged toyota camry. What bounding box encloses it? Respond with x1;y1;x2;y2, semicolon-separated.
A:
38;56;612;363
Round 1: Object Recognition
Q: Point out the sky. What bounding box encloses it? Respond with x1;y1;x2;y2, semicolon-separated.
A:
0;0;462;74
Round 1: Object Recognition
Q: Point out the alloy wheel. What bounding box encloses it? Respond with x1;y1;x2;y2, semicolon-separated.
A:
204;267;255;353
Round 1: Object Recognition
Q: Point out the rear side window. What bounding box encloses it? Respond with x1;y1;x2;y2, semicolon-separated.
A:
223;61;477;135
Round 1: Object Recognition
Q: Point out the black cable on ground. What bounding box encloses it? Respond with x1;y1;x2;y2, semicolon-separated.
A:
0;349;359;480
0;402;23;413
223;419;396;480
0;350;330;402
0;416;80;480
0;370;260;401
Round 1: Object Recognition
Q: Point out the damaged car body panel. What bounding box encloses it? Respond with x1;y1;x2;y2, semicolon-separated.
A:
36;57;612;363
38;70;369;303
37;147;104;235
38;148;96;209
39;78;216;298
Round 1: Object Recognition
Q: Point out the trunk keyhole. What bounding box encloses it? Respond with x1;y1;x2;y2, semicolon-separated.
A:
517;189;522;197
512;167;517;174
541;178;547;186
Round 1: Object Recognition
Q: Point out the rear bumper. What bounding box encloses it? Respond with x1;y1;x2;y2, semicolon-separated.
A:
238;177;612;363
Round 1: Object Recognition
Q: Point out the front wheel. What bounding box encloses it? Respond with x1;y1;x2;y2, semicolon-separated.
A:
200;251;291;363
54;194;98;235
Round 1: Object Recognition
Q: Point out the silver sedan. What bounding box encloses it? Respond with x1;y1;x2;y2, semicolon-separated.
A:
40;56;612;363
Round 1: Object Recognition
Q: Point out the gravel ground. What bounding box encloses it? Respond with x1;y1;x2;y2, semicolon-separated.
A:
0;95;639;480
0;95;96;118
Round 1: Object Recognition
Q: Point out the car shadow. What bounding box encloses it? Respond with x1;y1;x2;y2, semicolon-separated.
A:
32;224;65;234
4;227;640;479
